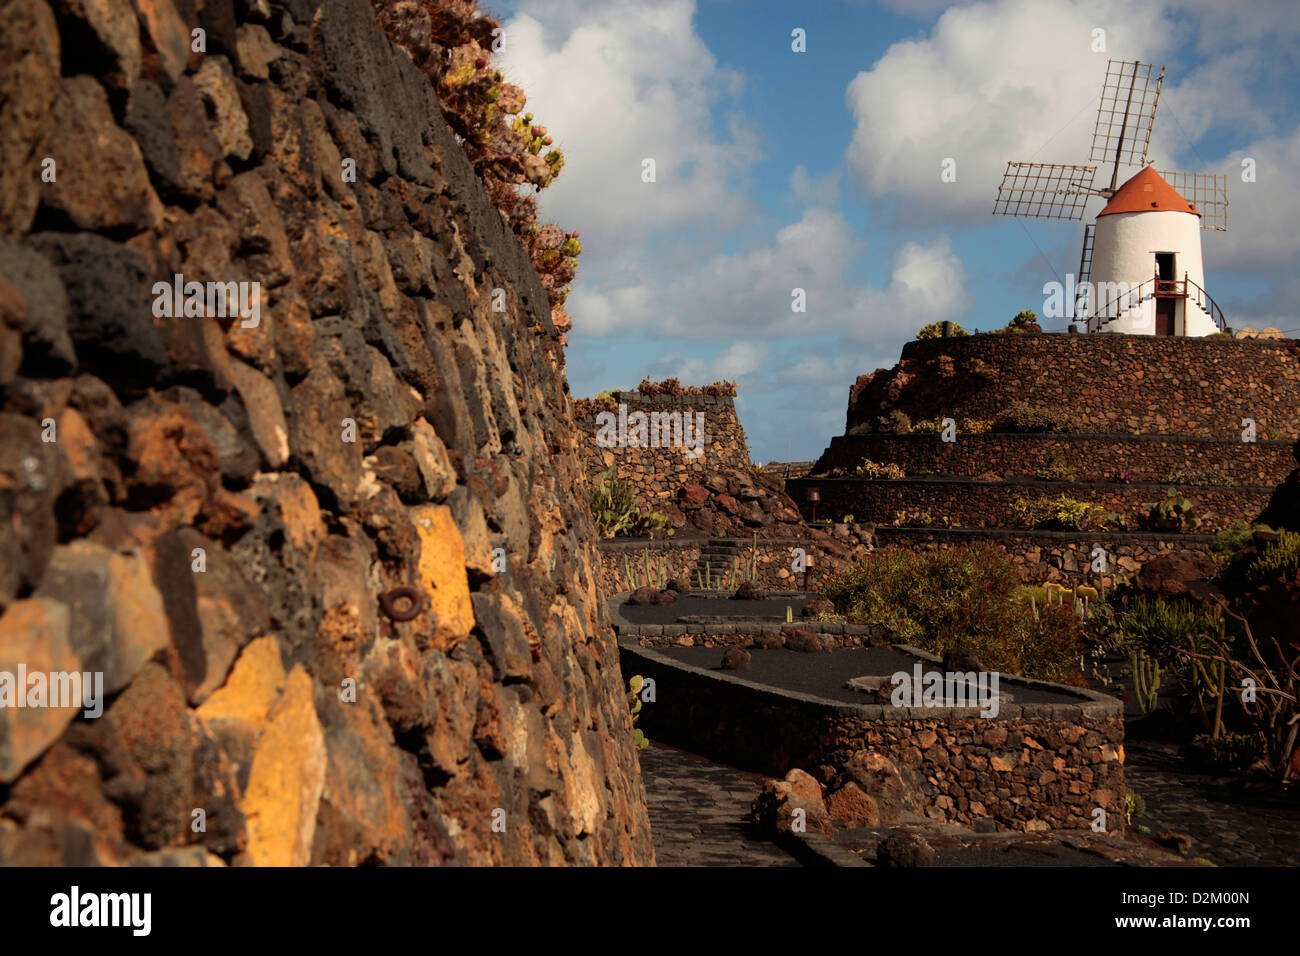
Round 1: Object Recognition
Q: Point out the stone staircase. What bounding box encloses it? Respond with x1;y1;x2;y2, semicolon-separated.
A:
691;539;743;590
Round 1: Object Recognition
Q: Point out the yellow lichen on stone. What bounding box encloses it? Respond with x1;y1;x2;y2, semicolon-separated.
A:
196;635;286;750
411;504;474;651
242;666;325;867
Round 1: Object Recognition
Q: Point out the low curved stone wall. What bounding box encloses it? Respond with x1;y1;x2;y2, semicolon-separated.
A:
621;641;1125;832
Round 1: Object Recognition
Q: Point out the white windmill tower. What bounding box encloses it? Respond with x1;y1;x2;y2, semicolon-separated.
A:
992;60;1229;336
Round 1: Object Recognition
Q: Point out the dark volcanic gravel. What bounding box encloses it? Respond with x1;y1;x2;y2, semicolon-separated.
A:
656;646;1087;707
620;595;812;625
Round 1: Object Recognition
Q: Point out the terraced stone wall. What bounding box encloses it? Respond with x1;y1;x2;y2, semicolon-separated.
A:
576;391;749;502
846;334;1300;438
789;477;1272;533
0;0;652;866
818;433;1294;487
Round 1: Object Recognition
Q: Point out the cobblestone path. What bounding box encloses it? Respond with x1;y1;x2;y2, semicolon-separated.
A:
1123;738;1300;866
639;742;800;867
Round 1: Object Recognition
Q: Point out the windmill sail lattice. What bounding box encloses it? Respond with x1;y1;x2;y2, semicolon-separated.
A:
991;58;1230;335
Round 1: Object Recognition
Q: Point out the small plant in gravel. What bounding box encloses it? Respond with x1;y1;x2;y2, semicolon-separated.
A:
891;508;949;528
1011;494;1116;531
994;403;1082;434
855;459;906;479
1163;468;1233;487
1113;468;1134;484
1124;788;1145;826
1035;453;1078;482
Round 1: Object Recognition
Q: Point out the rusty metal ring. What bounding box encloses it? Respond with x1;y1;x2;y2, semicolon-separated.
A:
378;587;425;622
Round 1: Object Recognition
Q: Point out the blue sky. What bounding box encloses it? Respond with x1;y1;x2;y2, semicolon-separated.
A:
491;0;1300;464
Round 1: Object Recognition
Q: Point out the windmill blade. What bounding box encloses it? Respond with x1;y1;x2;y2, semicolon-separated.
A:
992;162;1098;220
1158;170;1228;231
1090;59;1165;171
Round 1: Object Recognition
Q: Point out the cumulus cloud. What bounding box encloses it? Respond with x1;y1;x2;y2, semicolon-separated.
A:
790;165;841;206
1209;128;1300;271
498;0;757;258
844;0;1180;224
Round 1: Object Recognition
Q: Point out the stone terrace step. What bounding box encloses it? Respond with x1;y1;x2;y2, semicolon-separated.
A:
787;475;1273;532
815;432;1293;486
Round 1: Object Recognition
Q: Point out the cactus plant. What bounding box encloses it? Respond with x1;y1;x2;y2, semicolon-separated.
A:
627;676;649;750
1130;649;1162;714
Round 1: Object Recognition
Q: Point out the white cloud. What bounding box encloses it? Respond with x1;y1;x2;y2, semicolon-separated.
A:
844;0;1181;224
498;0;757;258
1209;128;1300;270
847;237;969;343
791;164;841;205
568;206;862;339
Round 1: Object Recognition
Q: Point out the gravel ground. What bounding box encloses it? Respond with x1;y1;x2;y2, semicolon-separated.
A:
620;595;812;625
655;645;1085;706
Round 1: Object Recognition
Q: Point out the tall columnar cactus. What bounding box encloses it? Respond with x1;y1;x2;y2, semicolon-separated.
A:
1130;649;1162;714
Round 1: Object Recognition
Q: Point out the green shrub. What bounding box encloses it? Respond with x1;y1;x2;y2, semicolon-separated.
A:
855;458;906;479
847;422;873;437
1163;468;1232;487
916;321;968;339
891;508;948;527
1035;453;1078;482
994;403;1082;434
910;417;944;435
1212;522;1271;561
1244;530;1300;585
822;545;1084;684
1011;494;1115;531
1008;309;1038;329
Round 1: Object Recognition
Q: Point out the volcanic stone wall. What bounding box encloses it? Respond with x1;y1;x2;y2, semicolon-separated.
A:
791;477;1273;533
873;528;1216;589
0;0;652;865
846;334;1300;438
576;391;749;502
818;433;1295;486
622;642;1125;832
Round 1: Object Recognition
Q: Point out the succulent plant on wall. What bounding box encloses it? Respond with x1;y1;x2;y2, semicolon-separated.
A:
372;0;580;312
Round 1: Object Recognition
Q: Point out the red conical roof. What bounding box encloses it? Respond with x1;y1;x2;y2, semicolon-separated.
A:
1098;165;1200;217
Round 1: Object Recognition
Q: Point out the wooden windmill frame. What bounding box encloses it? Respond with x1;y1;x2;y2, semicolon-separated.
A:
992;60;1229;324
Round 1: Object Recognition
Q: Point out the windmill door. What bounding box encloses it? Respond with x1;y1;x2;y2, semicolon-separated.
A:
1156;298;1176;335
1155;252;1176;335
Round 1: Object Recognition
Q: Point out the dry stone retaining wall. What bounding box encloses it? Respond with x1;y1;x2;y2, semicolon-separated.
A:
622;642;1125;832
846;333;1300;438
0;0;652;866
873;528;1217;588
789;477;1272;532
576;391;749;503
819;433;1294;486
